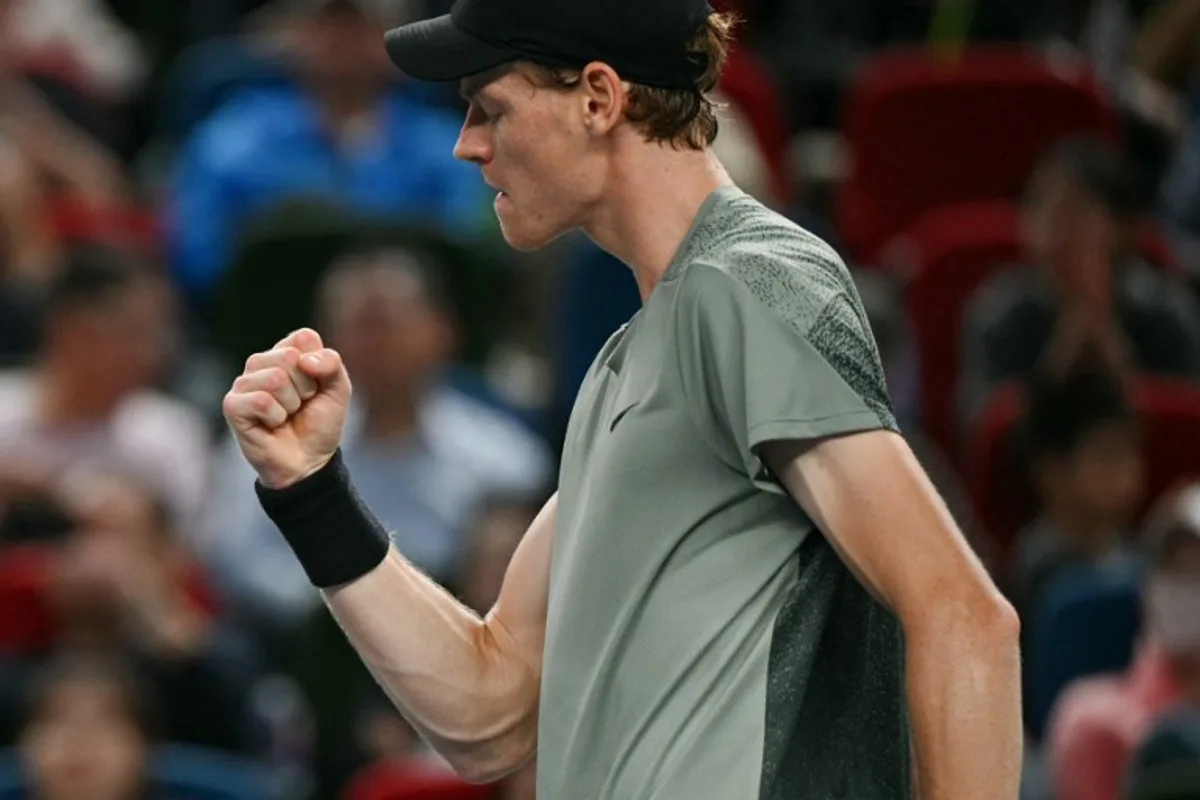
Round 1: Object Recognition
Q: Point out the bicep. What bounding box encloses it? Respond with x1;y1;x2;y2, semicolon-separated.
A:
763;432;1000;627
485;493;556;671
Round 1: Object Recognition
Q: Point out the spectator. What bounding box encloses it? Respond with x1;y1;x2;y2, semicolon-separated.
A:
0;247;212;538
202;246;553;631
167;0;489;305
1009;353;1144;626
1047;481;1200;800
16;650;165;800
0;0;135;362
28;465;253;753
958;137;1200;427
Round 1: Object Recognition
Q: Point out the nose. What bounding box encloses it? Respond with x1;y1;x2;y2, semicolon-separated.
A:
454;115;493;166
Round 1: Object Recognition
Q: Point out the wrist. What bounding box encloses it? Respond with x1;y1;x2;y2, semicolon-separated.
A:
259;454;335;491
255;449;391;588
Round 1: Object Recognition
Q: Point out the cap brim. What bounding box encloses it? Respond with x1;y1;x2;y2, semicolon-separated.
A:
384;15;515;82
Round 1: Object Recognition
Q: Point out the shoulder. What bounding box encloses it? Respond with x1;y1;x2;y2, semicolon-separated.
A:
674;200;864;339
669;203;899;431
686;194;853;317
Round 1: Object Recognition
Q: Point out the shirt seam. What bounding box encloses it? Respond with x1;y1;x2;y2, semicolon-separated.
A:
747;409;884;438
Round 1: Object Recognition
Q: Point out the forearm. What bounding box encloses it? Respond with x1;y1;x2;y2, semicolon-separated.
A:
253;451;544;781
905;605;1023;799
323;549;539;781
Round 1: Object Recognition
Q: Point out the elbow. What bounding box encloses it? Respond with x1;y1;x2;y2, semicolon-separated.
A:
905;580;1020;649
974;591;1021;648
440;664;541;785
449;723;537;785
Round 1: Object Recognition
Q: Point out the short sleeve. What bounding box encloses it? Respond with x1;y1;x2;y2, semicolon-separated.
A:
673;261;898;491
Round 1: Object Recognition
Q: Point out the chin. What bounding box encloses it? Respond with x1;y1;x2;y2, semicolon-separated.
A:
496;211;569;252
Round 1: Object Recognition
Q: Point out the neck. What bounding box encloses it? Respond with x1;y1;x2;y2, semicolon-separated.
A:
582;145;733;301
37;359;122;426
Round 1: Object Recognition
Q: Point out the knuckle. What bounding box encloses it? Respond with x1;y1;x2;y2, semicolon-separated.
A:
277;347;301;368
262;367;287;391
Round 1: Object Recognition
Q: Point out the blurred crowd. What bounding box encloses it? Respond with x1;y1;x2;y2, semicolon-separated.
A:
1;0;1200;799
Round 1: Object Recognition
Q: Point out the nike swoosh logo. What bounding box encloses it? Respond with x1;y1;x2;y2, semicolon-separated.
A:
609;402;639;432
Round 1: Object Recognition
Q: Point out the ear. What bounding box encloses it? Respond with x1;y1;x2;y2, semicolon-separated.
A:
578;62;626;137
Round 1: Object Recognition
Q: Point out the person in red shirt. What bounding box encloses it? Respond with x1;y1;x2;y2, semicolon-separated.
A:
1047;482;1200;800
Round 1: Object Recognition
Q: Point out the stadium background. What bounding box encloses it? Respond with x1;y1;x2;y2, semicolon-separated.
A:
1;0;1200;798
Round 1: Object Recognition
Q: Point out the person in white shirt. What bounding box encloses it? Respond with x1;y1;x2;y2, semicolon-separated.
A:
0;246;211;540
201;245;553;630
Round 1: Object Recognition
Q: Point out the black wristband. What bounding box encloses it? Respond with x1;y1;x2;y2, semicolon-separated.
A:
254;449;390;589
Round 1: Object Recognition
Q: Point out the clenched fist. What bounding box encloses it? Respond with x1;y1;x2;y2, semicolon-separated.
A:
223;328;351;489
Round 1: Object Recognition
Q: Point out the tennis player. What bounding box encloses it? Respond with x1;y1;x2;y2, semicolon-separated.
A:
222;0;1023;797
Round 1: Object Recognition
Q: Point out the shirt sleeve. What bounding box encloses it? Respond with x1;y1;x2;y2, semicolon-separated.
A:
673;260;899;493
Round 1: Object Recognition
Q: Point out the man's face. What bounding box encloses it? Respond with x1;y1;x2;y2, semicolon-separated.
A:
1021;167;1123;285
453;67;609;251
1036;422;1144;531
21;679;148;800
323;266;453;401
55;277;173;400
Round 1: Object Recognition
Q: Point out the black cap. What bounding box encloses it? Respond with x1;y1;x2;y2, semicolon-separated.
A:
383;0;713;90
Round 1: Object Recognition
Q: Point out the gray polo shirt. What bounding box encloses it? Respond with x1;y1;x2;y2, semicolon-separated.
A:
538;186;911;799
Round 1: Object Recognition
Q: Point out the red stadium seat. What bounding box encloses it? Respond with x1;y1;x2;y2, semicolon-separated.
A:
966;377;1200;568
837;47;1118;264
892;200;1182;464
340;761;498;800
0;544;57;656
891;201;1026;461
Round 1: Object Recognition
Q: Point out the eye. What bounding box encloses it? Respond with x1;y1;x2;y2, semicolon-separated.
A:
475;98;505;124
